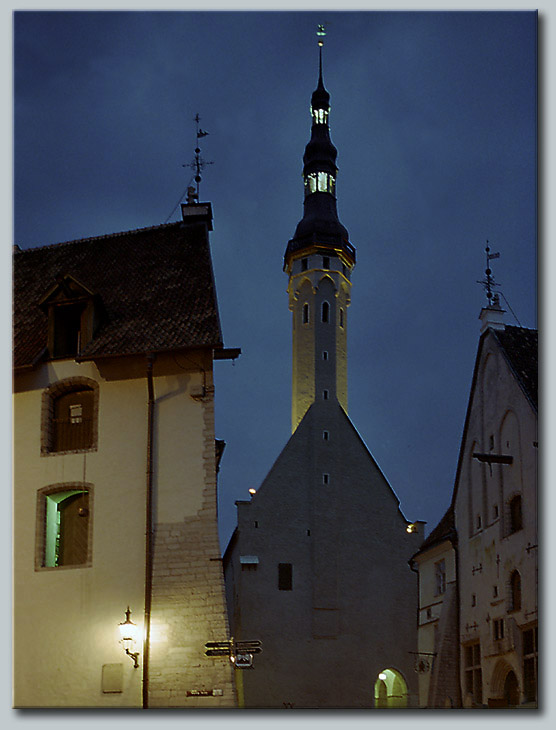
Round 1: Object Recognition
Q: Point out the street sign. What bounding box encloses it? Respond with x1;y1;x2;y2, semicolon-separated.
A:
205;639;232;657
234;652;253;669
235;640;262;654
205;648;231;657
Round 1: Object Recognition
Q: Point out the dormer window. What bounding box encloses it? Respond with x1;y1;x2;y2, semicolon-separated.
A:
39;274;103;360
304;172;336;196
52;303;85;358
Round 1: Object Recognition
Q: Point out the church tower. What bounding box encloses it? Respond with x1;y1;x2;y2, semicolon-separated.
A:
223;29;423;709
284;32;356;431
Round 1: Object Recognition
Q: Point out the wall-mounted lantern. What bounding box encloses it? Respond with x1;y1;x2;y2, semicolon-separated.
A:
118;606;140;668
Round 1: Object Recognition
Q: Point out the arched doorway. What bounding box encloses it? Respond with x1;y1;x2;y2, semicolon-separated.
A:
504;671;519;707
374;668;408;708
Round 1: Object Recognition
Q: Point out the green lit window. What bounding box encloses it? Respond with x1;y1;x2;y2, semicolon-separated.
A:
37;486;92;569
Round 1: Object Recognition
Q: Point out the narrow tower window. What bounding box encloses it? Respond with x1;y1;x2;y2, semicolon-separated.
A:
301;258;308;271
323;473;330;485
322;350;328;360
322;301;329;323
339;308;344;328
509;495;523;533
323;430;329;441
302;303;309;324
510;570;522;612
323;390;329;400
322;256;330;270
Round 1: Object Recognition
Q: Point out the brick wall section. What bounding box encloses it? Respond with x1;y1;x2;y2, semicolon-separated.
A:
427;583;462;708
148;390;236;708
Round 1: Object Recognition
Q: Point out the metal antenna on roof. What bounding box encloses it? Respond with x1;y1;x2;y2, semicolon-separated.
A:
477;241;500;306
183;113;213;202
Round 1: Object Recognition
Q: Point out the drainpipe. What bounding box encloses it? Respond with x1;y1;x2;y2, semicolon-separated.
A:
143;354;155;709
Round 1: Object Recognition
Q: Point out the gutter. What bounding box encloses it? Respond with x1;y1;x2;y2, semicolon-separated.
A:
142;354;156;709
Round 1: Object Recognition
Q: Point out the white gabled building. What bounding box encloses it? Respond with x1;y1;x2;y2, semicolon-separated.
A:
412;295;538;709
13;202;239;708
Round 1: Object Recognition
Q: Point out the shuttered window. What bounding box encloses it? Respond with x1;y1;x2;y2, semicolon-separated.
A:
52;388;94;452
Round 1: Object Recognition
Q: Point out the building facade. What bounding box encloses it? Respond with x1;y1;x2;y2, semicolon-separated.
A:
13;202;238;708
223;41;423;709
412;298;538;708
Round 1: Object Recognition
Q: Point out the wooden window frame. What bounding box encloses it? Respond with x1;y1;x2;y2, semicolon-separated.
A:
35;482;94;571
41;377;99;456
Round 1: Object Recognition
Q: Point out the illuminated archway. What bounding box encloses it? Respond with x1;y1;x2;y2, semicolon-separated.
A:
373;668;408;708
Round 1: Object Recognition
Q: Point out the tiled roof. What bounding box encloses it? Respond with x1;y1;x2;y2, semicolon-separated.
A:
417;505;455;553
13;220;223;369
494;325;538;410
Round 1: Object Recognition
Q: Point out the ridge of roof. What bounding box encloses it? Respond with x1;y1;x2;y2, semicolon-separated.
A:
14;220;183;254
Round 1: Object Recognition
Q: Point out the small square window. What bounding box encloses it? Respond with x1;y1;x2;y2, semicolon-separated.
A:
69;403;83;424
278;563;293;590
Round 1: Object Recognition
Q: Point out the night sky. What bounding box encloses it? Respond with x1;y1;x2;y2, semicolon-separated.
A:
13;9;537;552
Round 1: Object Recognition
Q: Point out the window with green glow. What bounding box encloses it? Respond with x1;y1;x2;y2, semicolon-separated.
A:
40;488;91;568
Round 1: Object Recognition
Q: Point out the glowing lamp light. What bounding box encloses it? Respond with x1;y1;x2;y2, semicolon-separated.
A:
118;606;140;668
378;673;387;681
249;488;256;495
406;523;416;534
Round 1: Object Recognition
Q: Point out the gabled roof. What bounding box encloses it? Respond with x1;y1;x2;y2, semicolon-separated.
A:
424;324;537;544
13;219;224;370
494;325;538;410
413;505;455;558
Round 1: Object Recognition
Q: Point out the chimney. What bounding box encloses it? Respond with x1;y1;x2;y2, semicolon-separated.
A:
479;293;506;334
181;200;213;231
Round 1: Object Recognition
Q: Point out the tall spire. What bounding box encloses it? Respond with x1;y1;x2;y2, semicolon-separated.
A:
283;26;355;271
285;27;355;432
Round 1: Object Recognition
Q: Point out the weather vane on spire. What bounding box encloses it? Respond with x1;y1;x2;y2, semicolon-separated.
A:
183;113;213;203
477;241;501;306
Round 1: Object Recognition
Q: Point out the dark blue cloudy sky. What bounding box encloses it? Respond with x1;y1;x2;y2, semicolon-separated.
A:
13;9;537;549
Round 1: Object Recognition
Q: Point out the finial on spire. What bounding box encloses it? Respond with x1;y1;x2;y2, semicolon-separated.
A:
477;241;501;306
183;113;213;201
317;24;326;80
